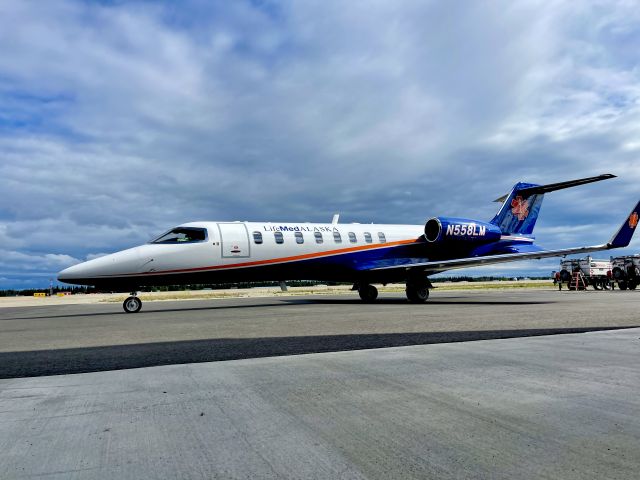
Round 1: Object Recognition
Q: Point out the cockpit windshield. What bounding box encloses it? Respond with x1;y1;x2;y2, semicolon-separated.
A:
151;227;208;244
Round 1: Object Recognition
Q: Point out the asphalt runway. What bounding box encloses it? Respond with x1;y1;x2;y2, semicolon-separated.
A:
1;289;638;378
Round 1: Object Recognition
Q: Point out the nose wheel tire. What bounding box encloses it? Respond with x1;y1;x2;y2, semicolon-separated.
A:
406;284;429;303
123;296;142;313
358;284;378;302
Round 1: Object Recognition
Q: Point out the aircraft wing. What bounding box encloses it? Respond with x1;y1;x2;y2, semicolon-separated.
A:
372;199;640;274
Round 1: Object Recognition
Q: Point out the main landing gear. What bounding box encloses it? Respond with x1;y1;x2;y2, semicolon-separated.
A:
356;280;432;303
405;283;430;303
358;284;379;302
123;292;142;313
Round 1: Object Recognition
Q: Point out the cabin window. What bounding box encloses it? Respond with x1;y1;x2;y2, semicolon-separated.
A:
274;231;284;244
315;232;323;244
152;227;208;244
348;232;357;243
333;231;342;243
253;231;263;244
378;232;386;243
295;231;304;244
364;232;372;243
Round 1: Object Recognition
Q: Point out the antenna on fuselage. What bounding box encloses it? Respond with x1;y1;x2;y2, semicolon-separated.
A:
332;214;340;225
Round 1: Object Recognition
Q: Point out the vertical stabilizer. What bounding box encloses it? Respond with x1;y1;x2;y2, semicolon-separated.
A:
490;183;544;235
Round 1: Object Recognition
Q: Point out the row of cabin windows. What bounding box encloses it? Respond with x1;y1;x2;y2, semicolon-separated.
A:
252;231;386;245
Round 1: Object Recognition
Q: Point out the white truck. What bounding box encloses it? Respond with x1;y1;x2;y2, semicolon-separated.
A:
610;255;640;290
558;256;612;290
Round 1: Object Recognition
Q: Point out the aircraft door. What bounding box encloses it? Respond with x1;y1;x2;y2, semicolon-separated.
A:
217;223;250;258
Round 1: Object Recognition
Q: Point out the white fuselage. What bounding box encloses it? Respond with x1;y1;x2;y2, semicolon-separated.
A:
58;221;426;289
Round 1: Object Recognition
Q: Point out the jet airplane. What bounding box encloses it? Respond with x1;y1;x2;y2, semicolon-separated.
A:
58;174;639;312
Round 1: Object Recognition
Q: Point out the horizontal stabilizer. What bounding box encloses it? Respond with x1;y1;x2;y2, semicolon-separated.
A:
493;174;615;203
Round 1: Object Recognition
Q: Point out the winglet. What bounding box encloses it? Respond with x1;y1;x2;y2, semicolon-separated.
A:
608;200;640;248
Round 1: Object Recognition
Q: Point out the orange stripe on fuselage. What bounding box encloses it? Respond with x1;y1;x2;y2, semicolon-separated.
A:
104;238;420;278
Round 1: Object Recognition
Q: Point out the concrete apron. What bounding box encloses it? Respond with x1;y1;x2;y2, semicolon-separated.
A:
1;328;639;480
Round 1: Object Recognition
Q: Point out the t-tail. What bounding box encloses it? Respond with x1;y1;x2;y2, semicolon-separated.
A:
489;174;616;235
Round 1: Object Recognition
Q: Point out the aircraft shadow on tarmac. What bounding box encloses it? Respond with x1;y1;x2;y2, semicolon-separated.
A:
2;298;554;321
287;298;555;306
1;301;293;321
1;326;635;379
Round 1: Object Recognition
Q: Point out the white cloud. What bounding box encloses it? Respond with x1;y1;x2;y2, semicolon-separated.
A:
0;249;80;274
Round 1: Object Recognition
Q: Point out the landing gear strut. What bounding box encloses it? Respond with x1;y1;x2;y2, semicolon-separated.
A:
358;284;378;302
123;292;142;313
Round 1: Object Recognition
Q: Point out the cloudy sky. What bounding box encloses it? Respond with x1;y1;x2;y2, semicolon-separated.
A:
1;0;639;288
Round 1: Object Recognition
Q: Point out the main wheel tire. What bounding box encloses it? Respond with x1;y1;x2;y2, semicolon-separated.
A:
358;285;378;302
619;281;628;291
629;282;637;290
406;284;429;303
123;296;142;313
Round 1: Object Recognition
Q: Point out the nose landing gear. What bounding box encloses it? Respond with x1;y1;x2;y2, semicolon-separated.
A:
123;293;142;313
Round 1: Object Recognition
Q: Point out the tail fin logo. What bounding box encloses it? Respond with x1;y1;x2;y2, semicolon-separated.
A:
629;212;638;229
511;196;529;221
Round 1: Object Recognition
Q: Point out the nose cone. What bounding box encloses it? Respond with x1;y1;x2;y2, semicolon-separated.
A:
57;263;87;283
57;247;143;285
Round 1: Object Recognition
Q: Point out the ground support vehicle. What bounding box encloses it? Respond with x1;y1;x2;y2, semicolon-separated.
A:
559;257;612;290
610;255;640;290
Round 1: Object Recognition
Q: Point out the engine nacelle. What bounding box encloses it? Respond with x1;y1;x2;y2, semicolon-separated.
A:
424;217;502;244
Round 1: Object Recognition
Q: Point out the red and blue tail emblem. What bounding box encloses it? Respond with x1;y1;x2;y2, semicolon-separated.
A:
510;196;529;221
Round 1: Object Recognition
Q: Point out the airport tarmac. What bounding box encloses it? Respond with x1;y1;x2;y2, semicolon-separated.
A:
1;289;639;479
0;289;638;378
1;326;639;479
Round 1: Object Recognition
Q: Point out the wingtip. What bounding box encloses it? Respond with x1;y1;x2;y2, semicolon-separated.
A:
608;199;640;248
